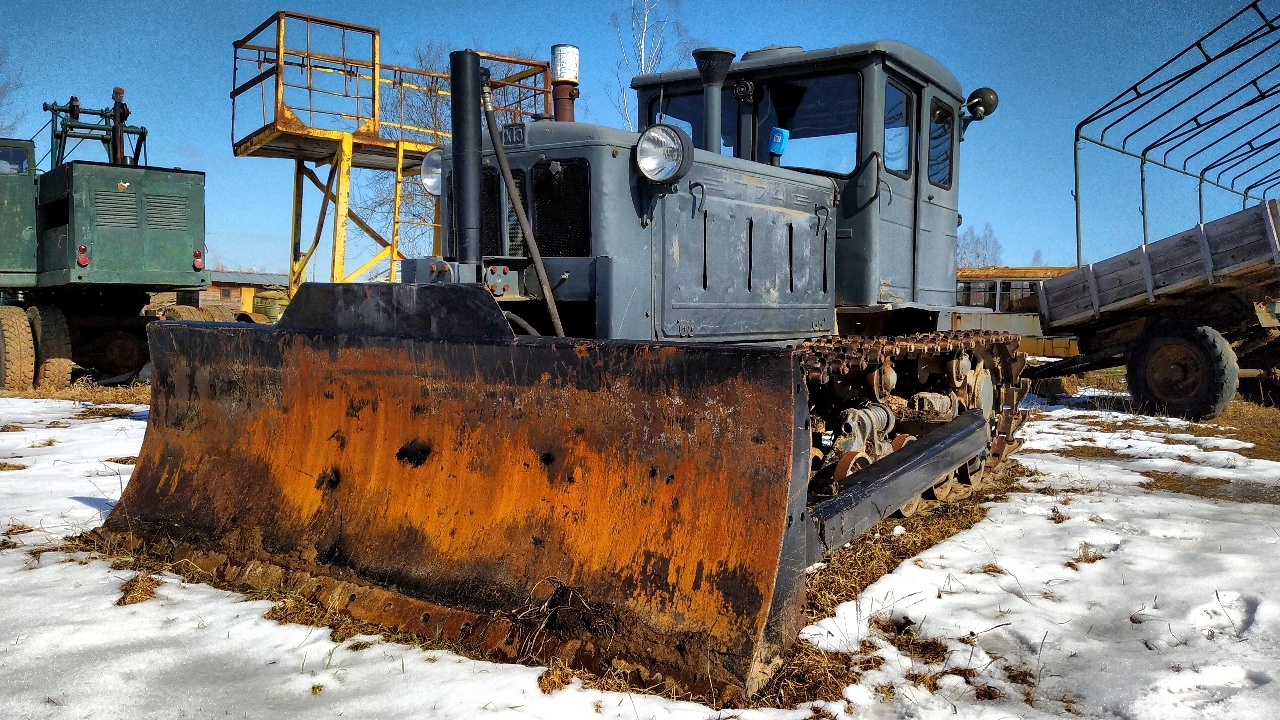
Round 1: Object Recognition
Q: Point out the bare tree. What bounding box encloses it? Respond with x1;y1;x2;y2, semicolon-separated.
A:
608;0;695;130
957;223;1004;268
1030;248;1044;266
0;44;22;136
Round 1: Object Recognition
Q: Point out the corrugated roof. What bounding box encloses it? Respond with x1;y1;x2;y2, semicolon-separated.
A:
209;271;289;287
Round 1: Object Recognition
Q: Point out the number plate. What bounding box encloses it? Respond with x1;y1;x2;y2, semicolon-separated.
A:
501;124;526;149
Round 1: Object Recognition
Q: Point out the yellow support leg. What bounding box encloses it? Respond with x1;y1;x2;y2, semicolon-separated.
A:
288;160;305;297
391;140;404;283
331;134;353;283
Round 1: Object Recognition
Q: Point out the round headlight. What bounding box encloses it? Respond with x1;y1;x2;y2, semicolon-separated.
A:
419;148;444;196
635;124;694;183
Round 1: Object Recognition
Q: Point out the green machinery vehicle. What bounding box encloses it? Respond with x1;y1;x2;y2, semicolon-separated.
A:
0;88;208;390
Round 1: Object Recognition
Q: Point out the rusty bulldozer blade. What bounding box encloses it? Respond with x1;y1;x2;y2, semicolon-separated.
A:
102;283;998;699
104;283;812;698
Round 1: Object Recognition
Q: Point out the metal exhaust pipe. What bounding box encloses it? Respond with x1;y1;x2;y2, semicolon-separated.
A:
692;48;735;153
450;49;483;271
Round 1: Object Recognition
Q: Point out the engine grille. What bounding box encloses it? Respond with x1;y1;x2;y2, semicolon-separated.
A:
532;159;591;258
94;191;138;228
449;159;590;258
145;194;189;231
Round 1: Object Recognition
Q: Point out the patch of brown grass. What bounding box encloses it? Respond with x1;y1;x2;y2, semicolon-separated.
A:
1003;664;1038;687
0;462;28;471
29;438;57;448
974;684;1005;700
974;563;1006;575
346;640;372;652
3;523;34;536
1065;542;1106;570
0;424;24;432
537;659;576;694
0;538;17;551
873;683;896;702
1079;368;1127;394
116;573;162;605
1050;507;1069;524
104;456;138;465
74;406;136;419
47;421;68;428
1140;471;1280;505
2;380;151;406
1054;443;1125;460
757;639;883;706
1182;399;1280;462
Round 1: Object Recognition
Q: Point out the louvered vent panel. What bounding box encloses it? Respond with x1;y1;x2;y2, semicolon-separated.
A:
95;192;138;228
146;194;189;231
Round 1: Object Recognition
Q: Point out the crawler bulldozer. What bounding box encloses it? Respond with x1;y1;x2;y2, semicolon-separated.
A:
102;42;1028;700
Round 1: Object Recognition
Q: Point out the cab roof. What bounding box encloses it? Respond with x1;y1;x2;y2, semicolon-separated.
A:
631;40;964;102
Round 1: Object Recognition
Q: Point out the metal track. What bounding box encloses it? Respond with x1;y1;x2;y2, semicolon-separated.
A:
797;330;1030;488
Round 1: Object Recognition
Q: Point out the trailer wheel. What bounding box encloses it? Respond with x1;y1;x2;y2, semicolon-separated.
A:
26;306;73;390
0;306;35;392
1127;325;1238;420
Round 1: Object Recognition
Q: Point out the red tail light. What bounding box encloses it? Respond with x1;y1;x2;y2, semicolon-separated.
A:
193;258;205;270
76;254;90;267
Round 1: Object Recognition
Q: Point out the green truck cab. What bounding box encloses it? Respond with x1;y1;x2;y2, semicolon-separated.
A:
0;90;208;390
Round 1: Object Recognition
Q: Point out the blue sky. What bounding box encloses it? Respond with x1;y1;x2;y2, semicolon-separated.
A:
1;0;1248;272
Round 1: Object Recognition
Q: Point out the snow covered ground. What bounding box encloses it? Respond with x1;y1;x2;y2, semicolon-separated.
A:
1;396;1278;719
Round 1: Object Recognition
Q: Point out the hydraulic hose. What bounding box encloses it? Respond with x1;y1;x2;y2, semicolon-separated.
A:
481;84;564;338
503;310;541;336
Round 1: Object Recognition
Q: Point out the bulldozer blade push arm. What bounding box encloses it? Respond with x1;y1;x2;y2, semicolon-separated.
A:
807;411;989;564
105;284;811;698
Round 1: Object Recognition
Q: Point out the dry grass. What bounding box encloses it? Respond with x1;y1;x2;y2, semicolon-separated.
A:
1182;400;1280;461
1065;542;1106;571
974;563;1006;575
1050;507;1070;524
47;421;68;428
74;406;137;419
1052;444;1125;460
0;462;29;471
1079;368;1127;394
29;438;57;448
1140;470;1280;505
0;423;24;432
537;659;576;694
759;639;884;706
116;573;162;605
0;539;17;551
104;456;138;465
974;684;1006;700
3;523;34;536
2;380;150;405
346;640;372;652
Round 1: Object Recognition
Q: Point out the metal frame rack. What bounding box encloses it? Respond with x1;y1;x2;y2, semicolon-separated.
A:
1074;1;1280;266
230;11;552;293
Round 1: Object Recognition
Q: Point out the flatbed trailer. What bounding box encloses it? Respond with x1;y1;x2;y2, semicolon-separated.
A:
1030;201;1280;417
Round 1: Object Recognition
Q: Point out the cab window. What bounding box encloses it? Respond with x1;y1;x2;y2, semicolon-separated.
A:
883;81;913;176
999;281;1039;312
753;72;860;174
0;146;27;174
648;89;737;156
928;100;954;188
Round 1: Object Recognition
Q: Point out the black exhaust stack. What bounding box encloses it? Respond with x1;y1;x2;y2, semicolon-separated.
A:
450;49;483;277
692;48;735;153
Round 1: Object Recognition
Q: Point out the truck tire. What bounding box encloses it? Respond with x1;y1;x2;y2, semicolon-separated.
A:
0;306;35;392
26;306;73;390
1126;324;1238;420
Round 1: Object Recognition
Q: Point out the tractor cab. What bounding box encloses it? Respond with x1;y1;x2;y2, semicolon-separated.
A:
633;42;997;329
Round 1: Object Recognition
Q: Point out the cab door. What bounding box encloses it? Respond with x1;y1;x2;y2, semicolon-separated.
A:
876;75;918;305
914;87;960;308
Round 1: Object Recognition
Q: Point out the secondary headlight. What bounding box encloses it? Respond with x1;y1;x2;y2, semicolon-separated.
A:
635;124;694;184
419;148;444;196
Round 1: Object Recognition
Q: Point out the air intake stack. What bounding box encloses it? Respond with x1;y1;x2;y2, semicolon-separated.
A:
691;48;735;153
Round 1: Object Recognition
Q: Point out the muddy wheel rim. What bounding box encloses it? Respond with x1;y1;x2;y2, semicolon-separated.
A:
1147;342;1204;404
